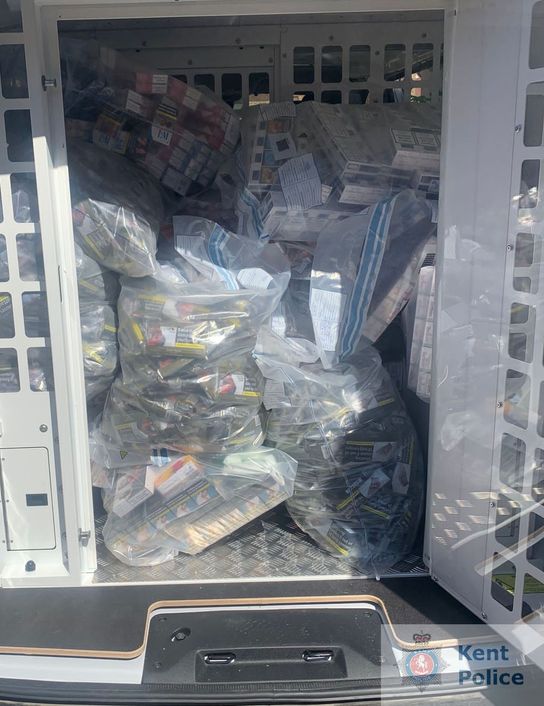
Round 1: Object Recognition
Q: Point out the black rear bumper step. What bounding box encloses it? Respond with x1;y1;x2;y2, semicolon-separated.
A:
0;577;479;657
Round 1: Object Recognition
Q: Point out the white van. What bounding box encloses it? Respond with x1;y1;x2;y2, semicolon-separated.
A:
0;0;542;702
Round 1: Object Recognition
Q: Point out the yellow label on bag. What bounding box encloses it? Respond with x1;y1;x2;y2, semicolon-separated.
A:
377;397;396;407
140;294;166;304
80;281;99;293
173;342;206;351
324;536;349;556
104;324;117;334
131;322;144;342
359;503;390;520
82;234;103;261
337;491;358;511
83;345;105;364
115;422;135;431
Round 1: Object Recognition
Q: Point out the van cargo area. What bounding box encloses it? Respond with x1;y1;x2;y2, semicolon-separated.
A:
46;10;442;585
0;0;543;700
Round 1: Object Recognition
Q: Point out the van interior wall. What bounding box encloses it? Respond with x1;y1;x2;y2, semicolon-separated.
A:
59;11;442;585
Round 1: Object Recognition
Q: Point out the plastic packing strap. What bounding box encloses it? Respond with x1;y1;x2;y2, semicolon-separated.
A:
236;185;269;241
207;223;240;290
339;194;399;360
175;222;239;291
232;147;268;239
362;204;435;345
174;217;289;299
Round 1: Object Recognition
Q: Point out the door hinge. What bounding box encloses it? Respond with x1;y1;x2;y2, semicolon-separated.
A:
78;529;91;547
41;75;57;90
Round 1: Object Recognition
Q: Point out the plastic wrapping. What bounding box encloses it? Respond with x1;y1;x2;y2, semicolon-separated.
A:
100;376;263;453
74;242;119;303
310;189;435;367
27;347;54;392
89;425;179;489
239;101;440;242
99;218;289;456
114;219;289;371
120;351;264;400
69;141;163;277
280;242;315;280
16;234;44;281
270;279;314;344
172;161;241;234
117;276;278;367
101;447;297;565
256;343;424;574
20;292;49;338
75;243;119;405
62;39;240;197
80;302;119;402
173;215;290;296
11;173;39;224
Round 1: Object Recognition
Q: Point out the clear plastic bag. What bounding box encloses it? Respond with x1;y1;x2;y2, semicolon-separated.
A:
27;347;54;392
15;234;44;281
173;216;290;299
89;425;179;489
11;173;39;224
120;351;264;401
173;164;241;234
280;242;315;280
20;292;49;337
61;38;240;197
117;271;287;366
259;349;396;459
99;220;289;457
80;301;119;402
75;242;119;303
100;376;263;453
118;281;266;364
69;140;163;276
310;189;434;368
101;447;297;565
271;279;314;343
256;343;424;574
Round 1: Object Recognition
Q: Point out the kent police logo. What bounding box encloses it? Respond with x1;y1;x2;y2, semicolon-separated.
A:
403;649;443;689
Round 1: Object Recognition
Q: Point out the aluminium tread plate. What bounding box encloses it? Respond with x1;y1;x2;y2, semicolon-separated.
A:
93;508;427;584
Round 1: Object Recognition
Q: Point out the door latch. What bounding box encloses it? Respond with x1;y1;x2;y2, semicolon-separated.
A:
42;75;57;90
78;529;91;546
